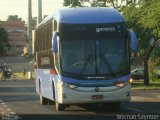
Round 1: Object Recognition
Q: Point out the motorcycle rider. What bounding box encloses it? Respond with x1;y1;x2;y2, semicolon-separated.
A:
3;67;12;78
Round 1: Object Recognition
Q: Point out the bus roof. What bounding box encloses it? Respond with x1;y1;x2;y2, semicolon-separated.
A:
37;7;124;28
54;8;124;24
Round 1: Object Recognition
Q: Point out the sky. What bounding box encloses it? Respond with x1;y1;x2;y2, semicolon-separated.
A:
0;0;64;22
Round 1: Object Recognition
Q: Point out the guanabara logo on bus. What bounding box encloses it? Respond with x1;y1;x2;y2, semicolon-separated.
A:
96;27;115;33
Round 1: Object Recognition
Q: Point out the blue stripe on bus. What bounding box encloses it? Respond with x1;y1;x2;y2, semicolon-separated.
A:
59;75;130;87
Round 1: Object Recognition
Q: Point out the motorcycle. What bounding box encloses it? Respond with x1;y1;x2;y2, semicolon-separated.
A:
1;69;18;81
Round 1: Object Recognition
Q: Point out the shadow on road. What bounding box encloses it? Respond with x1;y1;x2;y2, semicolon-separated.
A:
20;114;115;120
0;80;160;120
65;102;160;114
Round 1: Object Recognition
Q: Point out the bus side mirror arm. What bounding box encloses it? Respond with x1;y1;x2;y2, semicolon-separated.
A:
128;29;138;53
52;32;58;53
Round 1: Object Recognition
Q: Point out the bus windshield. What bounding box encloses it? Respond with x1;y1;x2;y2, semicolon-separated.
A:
60;38;129;78
59;23;129;79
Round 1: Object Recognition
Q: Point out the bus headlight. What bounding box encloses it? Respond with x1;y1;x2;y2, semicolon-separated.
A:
114;82;128;87
129;78;133;83
63;83;78;90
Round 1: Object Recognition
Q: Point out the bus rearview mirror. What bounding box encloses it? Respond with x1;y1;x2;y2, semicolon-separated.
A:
52;32;58;53
128;29;137;53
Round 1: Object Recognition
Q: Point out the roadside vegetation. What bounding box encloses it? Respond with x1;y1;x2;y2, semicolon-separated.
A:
131;63;160;90
131;80;160;90
0;27;10;56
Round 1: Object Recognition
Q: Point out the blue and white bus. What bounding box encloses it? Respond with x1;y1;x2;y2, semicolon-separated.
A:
34;8;137;111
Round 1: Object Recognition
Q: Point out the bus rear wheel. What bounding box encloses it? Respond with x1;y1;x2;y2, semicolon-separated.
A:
39;87;48;105
48;99;55;105
55;102;65;111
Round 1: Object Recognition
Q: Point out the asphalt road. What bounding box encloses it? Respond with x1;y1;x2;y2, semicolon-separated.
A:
0;80;160;120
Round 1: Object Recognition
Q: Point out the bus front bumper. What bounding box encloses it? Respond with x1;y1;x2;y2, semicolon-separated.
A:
56;83;131;104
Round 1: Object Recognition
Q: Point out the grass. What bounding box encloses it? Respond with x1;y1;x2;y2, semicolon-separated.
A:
131;80;160;90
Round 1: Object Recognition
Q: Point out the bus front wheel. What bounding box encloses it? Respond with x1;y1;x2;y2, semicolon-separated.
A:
55;102;65;111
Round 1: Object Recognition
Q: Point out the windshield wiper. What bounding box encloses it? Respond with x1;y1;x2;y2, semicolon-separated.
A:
80;53;92;75
100;53;115;77
96;39;115;77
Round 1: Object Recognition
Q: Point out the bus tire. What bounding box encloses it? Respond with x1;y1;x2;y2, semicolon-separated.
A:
48;100;55;105
55;102;65;111
39;86;48;105
48;82;55;105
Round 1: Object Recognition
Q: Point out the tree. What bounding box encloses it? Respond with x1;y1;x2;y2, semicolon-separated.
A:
0;27;11;56
63;0;83;7
140;1;160;86
63;0;136;8
7;15;22;22
122;0;160;86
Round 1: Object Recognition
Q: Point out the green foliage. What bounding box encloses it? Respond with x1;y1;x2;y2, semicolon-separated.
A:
122;0;160;86
151;46;160;65
122;5;150;52
140;2;160;31
131;82;160;90
63;0;85;7
63;0;131;8
148;60;157;80
122;1;160;60
7;15;22;22
0;27;10;55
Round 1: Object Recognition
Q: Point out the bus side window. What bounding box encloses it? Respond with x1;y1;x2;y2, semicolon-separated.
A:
53;20;57;31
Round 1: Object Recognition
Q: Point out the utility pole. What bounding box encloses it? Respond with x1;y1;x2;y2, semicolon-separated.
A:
28;0;32;57
38;0;42;24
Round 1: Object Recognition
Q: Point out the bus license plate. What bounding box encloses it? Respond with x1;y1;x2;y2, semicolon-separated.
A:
91;95;103;100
